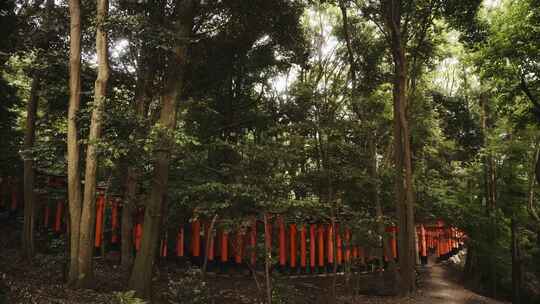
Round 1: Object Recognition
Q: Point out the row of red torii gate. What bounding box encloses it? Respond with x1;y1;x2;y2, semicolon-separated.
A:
1;176;465;272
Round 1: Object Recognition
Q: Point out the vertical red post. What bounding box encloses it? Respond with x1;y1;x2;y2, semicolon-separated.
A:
54;200;63;232
390;226;397;259
279;217;286;267
134;223;142;251
318;225;324;267
161;237;168;257
290;223;297;268
177;227;184;257
310;224;316;269
111;199;119;243
344;229;351;263
327;224;334;264
44;204;50;227
193;220;201;257
336;227;342;265
220;230;229;262
300;225;306;269
250;219;256;265
437;228;442;257
94;194;104;247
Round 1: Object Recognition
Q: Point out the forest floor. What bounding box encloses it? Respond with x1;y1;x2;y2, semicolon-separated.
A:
0;219;509;304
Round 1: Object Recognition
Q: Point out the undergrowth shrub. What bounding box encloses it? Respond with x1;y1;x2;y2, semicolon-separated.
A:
114;290;147;304
167;267;212;304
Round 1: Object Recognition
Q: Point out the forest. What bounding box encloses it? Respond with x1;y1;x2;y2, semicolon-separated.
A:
0;0;539;303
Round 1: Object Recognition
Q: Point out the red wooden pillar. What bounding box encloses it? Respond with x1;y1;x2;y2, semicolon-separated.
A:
344;229;351;263
279;217;286;267
391;226;397;259
95;194;105;247
310;224;316;269
358;246;365;264
327;224;334;264
43;204;50;228
220;230;229;262
134;223;143;251
448;228;452;251
352;246;358;260
250;219;256;265
54;200;63;232
290;223;297;268
300;225;306;269
436;230;440;252
192;220;201;257
385;226;397;260
336;227;342;265
161;236;168;257
177;227;184;257
318;225;324;267
235;229;243;264
111;199;119;243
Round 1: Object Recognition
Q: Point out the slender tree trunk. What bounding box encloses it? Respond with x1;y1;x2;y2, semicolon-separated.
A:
67;0;83;286
121;169;136;270
528;140;540;223
202;214;218;279
384;0;416;295
371;139;393;268
121;49;156;271
128;1;195;297
22;76;39;260
75;0;110;287
511;218;522;304
263;213;272;304
480;91;498;296
22;0;55;260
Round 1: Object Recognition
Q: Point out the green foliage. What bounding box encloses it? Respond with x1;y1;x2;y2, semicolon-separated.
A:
166;268;212;304
114;291;147;304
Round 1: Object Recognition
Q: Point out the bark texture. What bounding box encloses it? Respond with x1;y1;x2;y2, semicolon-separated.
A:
121;46;156;270
22;0;55;261
128;0;195;297
383;0;416;295
76;0;110;287
22;76;39;260
67;0;83;286
511;218;522;304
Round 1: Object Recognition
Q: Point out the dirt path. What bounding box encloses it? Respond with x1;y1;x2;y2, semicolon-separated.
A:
415;263;507;304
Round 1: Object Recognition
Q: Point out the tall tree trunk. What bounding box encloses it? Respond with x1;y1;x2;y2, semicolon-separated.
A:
76;0;110;287
480;91;497;296
67;0;83;286
384;0;416;295
263;213;272;304
121;48;156;271
371;139;394;268
121;169;136;270
511;218;522;304
128;1;195;297
22;76;39;260
528;140;540;223
22;0;55;261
